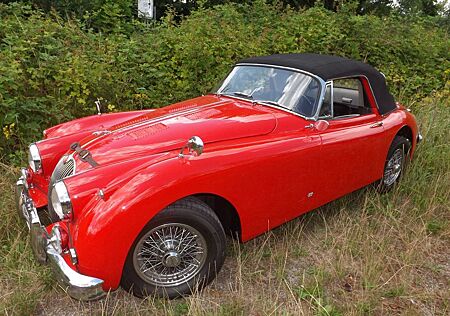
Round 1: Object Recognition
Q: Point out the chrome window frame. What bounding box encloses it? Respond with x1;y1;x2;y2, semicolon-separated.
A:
316;75;379;120
318;81;334;120
219;63;328;121
327;75;379;111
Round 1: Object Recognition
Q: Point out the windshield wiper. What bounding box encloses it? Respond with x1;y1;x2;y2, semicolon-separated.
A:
253;100;285;108
219;92;284;108
216;91;253;100
232;92;253;99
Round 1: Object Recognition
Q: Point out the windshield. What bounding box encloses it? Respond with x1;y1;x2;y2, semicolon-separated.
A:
215;65;322;117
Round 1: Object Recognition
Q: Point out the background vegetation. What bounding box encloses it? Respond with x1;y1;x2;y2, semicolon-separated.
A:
2;0;449;21
0;0;449;315
0;0;449;163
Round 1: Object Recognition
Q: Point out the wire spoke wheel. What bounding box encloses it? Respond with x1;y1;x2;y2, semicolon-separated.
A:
132;223;208;287
122;197;226;298
383;148;404;186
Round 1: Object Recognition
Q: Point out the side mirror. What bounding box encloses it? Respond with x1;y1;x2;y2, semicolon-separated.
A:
179;136;204;158
314;120;329;132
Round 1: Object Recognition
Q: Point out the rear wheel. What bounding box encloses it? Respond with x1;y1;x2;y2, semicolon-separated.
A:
121;197;226;298
377;136;411;193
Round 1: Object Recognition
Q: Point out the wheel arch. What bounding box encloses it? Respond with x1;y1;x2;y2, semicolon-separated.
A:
193;193;242;241
395;124;414;157
396;125;413;142
134;193;242;241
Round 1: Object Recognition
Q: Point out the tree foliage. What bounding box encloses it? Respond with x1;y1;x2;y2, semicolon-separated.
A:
0;1;449;162
0;1;447;22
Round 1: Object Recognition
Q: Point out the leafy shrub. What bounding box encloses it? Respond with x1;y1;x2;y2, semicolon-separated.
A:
0;1;448;162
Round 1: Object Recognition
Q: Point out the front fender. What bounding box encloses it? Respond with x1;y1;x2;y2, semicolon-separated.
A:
70;152;240;290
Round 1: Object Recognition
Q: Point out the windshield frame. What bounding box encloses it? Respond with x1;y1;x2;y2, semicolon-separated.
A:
215;63;327;121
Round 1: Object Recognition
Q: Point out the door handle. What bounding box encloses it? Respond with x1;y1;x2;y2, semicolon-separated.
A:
370;122;383;128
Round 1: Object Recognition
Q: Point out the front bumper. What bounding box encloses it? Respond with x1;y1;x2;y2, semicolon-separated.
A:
417;132;423;144
16;169;106;301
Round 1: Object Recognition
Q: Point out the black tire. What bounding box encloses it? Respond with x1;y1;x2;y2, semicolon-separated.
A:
121;197;226;299
377;135;411;193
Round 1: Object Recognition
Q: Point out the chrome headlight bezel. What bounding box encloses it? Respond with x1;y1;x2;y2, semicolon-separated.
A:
51;181;73;220
28;143;42;173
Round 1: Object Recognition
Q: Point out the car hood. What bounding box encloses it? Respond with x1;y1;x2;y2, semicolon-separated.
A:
73;95;277;172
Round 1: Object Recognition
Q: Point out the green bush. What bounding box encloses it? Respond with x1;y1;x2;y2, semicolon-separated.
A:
1;2;449;162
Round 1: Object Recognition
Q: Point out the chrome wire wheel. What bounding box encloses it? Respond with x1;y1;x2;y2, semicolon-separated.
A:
132;223;208;287
383;148;404;186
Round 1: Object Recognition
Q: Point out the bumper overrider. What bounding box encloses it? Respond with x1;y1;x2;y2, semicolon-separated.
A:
16;169;106;301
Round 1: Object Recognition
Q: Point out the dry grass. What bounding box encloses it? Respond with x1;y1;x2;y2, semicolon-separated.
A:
1;92;448;315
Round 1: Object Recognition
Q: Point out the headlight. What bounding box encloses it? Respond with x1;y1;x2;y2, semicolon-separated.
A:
28;143;42;173
51;181;73;219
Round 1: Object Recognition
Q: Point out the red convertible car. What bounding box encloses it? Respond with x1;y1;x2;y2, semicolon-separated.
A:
16;53;421;300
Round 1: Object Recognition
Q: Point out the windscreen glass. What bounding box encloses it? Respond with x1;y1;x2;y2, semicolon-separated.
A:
215;65;321;117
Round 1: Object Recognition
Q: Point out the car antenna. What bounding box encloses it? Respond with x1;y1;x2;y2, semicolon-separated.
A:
95;98;102;115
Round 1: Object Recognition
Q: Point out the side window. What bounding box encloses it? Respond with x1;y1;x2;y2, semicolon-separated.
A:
332;78;372;118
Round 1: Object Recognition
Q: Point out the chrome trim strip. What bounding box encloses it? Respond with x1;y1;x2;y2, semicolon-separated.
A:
16;171;106;301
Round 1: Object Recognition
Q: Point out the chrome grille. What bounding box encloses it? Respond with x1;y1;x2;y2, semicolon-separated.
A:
47;155;76;221
52;156;75;183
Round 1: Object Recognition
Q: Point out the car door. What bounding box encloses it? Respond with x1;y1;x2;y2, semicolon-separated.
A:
311;77;387;206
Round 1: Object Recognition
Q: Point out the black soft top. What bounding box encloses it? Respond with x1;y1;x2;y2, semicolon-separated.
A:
237;53;396;115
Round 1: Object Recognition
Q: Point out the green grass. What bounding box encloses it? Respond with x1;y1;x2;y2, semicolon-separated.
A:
0;90;449;315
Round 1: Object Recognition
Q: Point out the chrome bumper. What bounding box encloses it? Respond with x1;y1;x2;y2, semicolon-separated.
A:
417;132;423;144
16;169;106;301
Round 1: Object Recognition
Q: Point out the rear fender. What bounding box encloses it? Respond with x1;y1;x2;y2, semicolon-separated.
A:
381;109;419;159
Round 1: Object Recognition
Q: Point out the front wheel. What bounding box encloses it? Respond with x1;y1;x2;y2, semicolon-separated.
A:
377;135;411;193
121;197;226;299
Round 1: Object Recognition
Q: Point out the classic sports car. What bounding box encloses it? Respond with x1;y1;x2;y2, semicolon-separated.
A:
16;53;421;300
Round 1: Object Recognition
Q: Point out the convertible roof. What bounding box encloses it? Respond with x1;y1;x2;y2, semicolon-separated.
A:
237;53;396;115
